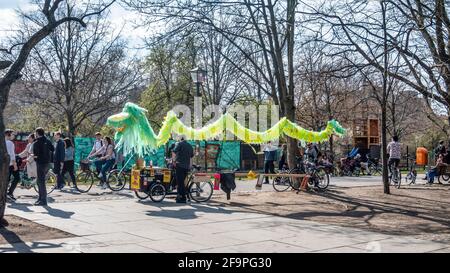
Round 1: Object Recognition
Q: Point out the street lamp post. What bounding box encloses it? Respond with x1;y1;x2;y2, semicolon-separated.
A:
190;67;207;97
190;67;207;169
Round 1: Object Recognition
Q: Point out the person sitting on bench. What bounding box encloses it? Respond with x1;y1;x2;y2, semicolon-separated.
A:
425;153;447;184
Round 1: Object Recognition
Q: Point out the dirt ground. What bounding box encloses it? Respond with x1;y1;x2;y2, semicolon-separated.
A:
211;184;450;243
0;215;73;245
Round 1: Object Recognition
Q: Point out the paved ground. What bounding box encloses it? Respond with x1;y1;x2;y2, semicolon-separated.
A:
2;175;448;253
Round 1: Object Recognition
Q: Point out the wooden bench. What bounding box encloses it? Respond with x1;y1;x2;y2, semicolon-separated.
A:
255;173;307;190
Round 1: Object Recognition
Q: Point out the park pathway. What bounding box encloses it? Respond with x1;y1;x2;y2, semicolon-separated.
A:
2;189;449;253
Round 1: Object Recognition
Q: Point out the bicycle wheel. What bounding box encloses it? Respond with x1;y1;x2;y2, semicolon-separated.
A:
75;171;94;193
149;183;166;202
106;170;127;191
316;169;330;190
272;175;291;192
370;165;381;175
33;172;56;195
390;169;401;189
188;180;213;202
289;168;303;190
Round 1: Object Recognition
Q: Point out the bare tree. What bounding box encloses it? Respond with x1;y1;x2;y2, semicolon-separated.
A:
125;0;301;167
0;0;115;227
15;5;140;137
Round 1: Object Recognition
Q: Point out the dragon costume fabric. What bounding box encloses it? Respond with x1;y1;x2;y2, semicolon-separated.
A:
107;102;346;157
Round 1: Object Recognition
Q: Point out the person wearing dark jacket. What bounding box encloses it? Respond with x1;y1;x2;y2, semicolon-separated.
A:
172;137;194;203
53;132;65;189
33;127;54;206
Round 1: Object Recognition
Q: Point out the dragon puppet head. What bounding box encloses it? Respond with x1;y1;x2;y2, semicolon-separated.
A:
106;102;158;157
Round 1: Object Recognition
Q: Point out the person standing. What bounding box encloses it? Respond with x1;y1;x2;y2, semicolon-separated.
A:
263;141;278;184
33;128;54;206
5;129;20;201
53;132;65;189
305;142;319;164
88;132;105;174
435;140;447;162
278;144;287;170
18;133;37;181
61;138;76;188
172;137;194;203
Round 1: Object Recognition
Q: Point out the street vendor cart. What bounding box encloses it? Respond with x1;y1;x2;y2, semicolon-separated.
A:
130;164;215;203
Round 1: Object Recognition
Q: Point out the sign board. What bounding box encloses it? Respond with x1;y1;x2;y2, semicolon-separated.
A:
163;170;171;183
130;170;141;190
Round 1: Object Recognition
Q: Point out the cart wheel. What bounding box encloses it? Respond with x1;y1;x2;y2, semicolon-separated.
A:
134;190;149;200
149;183;166;202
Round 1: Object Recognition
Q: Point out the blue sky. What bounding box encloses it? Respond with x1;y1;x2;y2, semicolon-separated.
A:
0;0;146;52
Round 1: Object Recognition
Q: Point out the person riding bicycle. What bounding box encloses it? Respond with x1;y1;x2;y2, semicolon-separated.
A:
355;153;371;175
97;136;116;189
387;135;402;182
88;132;106;174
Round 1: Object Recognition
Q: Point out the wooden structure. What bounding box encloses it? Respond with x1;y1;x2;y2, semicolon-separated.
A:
353;118;380;151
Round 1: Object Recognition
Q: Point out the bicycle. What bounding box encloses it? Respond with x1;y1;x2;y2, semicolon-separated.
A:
368;157;382;175
135;163;214;203
388;160;402;188
273;158;330;192
404;156;417;186
14;168;57;195
106;156;134;191
75;159;105;193
272;166;291;192
304;162;330;190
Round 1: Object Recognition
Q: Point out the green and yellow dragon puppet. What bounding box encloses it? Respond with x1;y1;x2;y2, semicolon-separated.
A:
107;102;346;157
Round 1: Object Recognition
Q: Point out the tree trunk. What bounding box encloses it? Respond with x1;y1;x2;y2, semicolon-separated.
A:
0;84;11;226
67;113;76;139
381;104;390;194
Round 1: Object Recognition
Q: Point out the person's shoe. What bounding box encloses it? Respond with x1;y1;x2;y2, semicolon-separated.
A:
263;181;270;184
422;177;428;180
7;193;16;202
101;183;107;190
176;199;187;204
0;218;9;227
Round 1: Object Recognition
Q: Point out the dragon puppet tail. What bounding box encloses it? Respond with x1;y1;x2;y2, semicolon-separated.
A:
107;102;158;157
